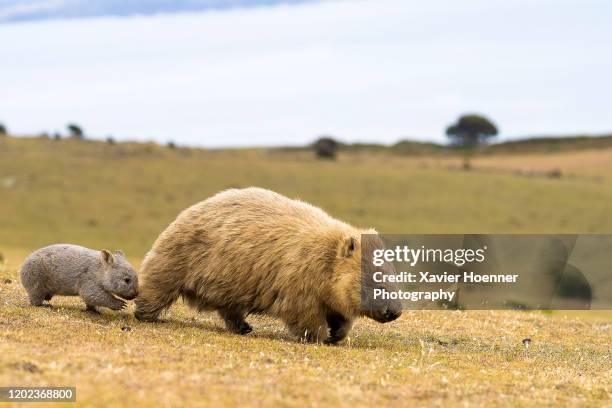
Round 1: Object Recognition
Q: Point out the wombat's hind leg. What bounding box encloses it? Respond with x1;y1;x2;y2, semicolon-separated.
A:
218;308;252;335
85;304;100;314
324;312;353;345
27;291;49;307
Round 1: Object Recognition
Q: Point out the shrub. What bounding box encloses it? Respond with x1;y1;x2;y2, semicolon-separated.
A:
312;137;339;159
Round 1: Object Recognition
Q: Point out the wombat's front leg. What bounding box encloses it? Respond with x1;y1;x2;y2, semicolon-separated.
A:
101;294;127;311
324;312;353;345
218;308;252;335
287;316;328;343
80;286;126;312
134;262;184;322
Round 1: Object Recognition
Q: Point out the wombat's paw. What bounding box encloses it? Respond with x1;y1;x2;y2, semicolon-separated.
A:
239;322;253;335
323;336;341;345
134;311;161;322
114;299;127;310
39;303;53;309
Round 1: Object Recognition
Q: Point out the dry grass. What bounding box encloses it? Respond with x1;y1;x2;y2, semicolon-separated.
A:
416;148;612;180
1;257;610;407
0;137;611;407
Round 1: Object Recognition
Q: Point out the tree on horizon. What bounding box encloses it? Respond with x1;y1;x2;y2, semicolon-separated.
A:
446;114;498;170
67;123;84;139
446;114;498;148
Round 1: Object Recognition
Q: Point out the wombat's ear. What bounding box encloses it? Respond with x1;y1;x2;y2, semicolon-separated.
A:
114;250;124;257
101;249;114;265
341;236;357;258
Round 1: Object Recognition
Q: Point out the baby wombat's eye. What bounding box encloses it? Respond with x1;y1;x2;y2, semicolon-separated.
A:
124;278;131;284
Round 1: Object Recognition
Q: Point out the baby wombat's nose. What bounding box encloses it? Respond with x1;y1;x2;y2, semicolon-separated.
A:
125;289;139;300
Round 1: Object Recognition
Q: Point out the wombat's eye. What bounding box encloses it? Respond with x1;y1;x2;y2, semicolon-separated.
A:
124;278;131;284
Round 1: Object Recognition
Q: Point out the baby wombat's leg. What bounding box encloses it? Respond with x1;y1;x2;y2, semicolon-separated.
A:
218;308;252;335
85;304;100;314
20;258;51;307
27;290;49;307
80;284;126;312
324;312;354;345
23;278;49;306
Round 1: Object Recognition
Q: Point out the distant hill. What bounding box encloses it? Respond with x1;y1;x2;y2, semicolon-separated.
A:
0;0;312;23
4;132;612;156
354;134;612;156
484;135;612;154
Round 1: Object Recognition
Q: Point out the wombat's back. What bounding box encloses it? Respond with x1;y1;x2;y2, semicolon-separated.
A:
136;187;355;321
144;187;346;274
21;244;99;297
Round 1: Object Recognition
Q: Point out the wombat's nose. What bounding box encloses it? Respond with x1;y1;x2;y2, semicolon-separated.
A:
124;290;139;300
384;309;402;322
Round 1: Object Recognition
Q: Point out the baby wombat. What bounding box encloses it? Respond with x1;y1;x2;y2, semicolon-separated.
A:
20;244;139;313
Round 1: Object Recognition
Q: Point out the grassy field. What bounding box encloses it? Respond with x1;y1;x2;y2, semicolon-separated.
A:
0;136;610;407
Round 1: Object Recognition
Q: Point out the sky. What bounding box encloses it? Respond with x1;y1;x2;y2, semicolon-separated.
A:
1;0;611;147
0;0;309;22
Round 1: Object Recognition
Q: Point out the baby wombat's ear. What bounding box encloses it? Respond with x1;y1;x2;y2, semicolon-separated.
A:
101;249;114;265
340;236;358;258
114;250;124;257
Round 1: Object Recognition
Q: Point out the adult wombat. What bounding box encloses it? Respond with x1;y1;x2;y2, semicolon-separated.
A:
135;187;402;343
20;244;139;313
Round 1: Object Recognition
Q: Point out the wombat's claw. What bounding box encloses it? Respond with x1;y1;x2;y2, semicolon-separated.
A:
239;323;253;335
323;336;340;345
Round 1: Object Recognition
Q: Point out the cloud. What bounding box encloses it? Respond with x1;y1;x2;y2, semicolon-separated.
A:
0;0;68;21
0;0;313;22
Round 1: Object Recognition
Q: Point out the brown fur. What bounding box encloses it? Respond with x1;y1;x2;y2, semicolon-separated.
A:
135;187;400;343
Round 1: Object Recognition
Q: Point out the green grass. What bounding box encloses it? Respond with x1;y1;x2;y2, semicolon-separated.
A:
2;136;612;256
0;136;610;407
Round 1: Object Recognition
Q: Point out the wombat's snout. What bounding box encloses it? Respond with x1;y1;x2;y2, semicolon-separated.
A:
122;288;138;300
124;290;138;300
383;308;402;322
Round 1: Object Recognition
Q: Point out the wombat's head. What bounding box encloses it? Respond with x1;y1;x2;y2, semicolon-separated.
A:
100;249;139;300
330;230;402;323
